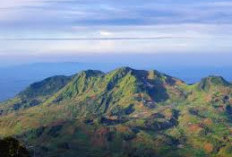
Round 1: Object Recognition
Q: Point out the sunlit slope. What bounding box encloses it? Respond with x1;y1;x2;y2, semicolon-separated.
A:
0;67;232;157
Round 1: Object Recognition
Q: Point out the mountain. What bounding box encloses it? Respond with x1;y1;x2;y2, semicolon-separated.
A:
1;62;232;102
0;67;232;157
0;62;122;102
198;76;231;91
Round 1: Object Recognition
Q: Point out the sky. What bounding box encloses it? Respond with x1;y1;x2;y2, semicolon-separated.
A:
0;0;232;66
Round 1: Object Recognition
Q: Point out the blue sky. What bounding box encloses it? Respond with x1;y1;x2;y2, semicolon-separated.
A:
0;0;232;65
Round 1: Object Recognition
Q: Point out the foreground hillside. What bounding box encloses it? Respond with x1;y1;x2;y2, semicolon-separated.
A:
0;67;232;157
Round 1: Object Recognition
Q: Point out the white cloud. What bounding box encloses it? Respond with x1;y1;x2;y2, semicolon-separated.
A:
99;31;113;37
1;24;232;56
0;0;232;57
207;1;232;7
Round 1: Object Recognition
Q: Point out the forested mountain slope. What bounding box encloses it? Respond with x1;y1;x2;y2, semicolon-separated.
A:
0;67;232;157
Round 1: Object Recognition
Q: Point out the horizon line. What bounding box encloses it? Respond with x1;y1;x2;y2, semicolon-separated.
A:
0;36;193;41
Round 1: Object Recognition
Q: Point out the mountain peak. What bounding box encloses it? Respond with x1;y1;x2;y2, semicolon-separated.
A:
198;75;230;90
19;75;71;99
118;66;133;70
112;66;134;73
77;69;104;78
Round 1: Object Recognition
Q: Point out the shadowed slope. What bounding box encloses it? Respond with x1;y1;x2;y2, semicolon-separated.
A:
0;75;72;115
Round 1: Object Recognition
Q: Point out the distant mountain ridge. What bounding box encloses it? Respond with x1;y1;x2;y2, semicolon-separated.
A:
0;67;232;157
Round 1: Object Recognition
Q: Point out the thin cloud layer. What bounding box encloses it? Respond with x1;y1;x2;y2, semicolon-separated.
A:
0;0;232;56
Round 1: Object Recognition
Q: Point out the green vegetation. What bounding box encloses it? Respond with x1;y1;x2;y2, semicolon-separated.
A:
0;67;232;157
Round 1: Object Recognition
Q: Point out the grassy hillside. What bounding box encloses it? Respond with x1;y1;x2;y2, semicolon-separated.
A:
0;67;232;157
